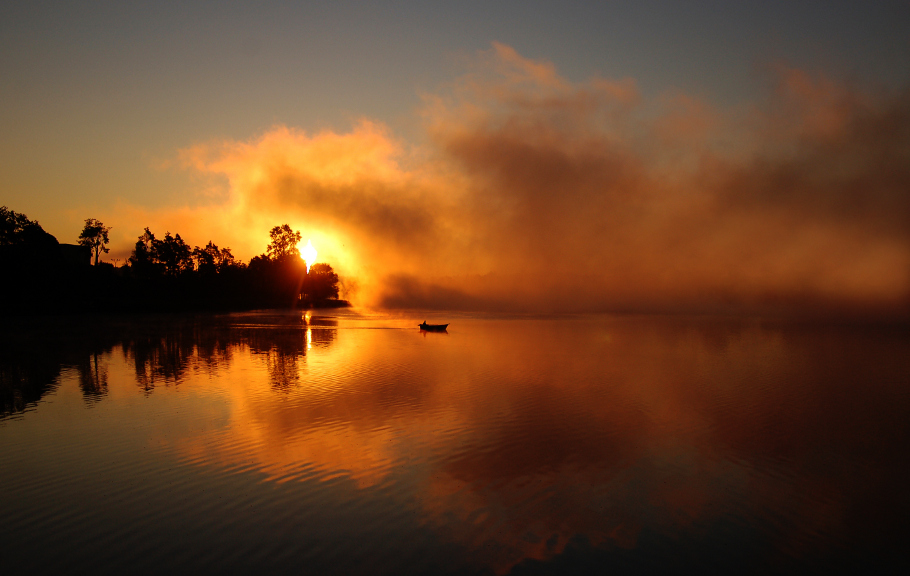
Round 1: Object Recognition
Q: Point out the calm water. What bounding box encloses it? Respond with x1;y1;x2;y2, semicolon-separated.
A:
1;311;909;575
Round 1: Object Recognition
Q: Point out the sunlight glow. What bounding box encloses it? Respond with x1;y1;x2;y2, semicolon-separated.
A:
300;239;317;273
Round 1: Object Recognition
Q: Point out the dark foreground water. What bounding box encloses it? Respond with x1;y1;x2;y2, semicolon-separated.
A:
1;310;909;575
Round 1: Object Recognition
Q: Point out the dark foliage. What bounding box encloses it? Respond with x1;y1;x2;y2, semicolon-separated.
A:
304;263;340;301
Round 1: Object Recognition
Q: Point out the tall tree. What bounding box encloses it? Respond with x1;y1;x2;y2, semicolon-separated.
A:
266;224;301;260
130;228;156;268
78;218;111;265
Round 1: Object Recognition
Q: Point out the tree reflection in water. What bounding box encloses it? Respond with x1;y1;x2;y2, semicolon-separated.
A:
251;329;306;392
0;339;62;416
0;313;339;411
77;352;109;403
124;324;234;394
247;316;338;391
1;320;121;415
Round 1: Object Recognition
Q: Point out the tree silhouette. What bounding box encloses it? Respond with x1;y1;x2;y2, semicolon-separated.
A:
78;218;111;265
303;262;340;301
267;224;301;260
1;206;51;246
3;208;349;314
193;241;218;275
155;232;192;276
129;228;160;276
128;228;194;276
192;241;237;274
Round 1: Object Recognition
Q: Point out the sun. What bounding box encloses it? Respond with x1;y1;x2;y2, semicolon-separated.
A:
299;239;317;273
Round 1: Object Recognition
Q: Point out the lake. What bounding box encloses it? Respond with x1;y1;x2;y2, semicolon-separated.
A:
1;310;908;575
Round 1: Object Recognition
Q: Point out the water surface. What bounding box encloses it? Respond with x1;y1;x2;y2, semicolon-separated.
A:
2;311;908;574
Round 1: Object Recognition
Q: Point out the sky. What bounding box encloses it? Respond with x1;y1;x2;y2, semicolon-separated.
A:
2;1;909;315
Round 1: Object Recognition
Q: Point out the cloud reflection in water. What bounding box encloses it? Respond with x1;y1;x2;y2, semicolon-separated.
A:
2;313;908;574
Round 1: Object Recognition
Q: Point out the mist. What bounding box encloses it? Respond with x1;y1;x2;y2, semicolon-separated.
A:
127;44;910;318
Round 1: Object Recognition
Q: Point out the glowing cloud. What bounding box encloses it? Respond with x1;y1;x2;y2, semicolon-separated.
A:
106;44;910;318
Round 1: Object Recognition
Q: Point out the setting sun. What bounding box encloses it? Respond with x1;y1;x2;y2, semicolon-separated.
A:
300;238;317;272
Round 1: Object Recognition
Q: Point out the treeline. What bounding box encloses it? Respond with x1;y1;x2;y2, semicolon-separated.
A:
1;206;347;315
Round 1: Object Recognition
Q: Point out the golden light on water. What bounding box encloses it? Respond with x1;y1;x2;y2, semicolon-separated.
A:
300;239;317;273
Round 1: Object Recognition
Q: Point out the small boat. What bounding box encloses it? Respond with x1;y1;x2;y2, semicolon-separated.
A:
418;321;449;332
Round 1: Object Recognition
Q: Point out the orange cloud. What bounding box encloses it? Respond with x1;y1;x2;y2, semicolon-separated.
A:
107;44;910;317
